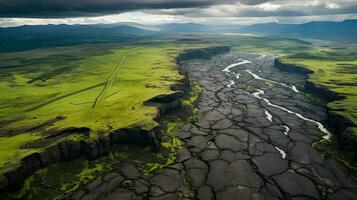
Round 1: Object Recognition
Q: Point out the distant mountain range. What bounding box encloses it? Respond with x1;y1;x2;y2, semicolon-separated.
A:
158;23;208;32
0;20;356;52
0;22;244;52
239;19;357;42
157;23;244;32
0;24;155;52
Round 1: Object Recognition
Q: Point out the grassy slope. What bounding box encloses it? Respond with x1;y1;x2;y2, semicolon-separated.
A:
279;48;357;130
12;74;204;200
210;34;313;54
0;42;207;174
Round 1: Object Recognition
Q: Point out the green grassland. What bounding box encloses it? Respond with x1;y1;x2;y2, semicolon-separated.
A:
209;34;313;55
279;48;357;130
0;42;208;175
10;79;203;200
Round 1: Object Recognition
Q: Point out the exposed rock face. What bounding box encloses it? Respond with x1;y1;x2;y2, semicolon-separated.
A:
274;59;344;102
145;91;185;117
274;59;312;76
3;127;159;192
274;59;357;151
147;91;185;103
0;176;8;190
4;153;43;190
340;127;357;152
175;46;230;64
73;53;357;200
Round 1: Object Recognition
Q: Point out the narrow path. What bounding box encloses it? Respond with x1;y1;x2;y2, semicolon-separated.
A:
71;53;357;200
25;55;126;111
26;82;105;112
92;56;126;108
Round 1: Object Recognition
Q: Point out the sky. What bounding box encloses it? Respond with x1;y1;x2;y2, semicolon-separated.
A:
0;0;356;27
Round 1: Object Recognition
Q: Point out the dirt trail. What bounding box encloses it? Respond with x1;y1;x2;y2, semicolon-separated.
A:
26;82;105;112
92;56;126;108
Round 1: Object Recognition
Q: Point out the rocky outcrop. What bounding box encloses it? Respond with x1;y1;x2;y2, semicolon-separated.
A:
170;72;190;92
145;46;230;119
340;127;357;152
274;59;344;102
148;91;185;103
274;58;357;151
304;81;344;103
274;59;313;76
145;91;185;118
2;127;159;192
176;46;230;64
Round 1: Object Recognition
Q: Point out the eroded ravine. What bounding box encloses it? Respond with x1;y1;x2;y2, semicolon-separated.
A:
70;52;357;200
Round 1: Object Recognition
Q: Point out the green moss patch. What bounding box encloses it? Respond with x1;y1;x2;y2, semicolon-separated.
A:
142;83;202;174
12;144;143;200
313;140;357;171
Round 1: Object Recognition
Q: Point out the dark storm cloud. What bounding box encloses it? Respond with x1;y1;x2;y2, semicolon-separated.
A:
240;0;276;5
145;1;357;18
0;0;273;18
1;0;356;20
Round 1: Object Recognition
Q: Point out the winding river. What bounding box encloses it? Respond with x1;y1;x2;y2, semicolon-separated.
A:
222;56;332;141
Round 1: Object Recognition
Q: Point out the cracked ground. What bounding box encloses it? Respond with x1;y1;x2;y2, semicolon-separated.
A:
71;53;357;200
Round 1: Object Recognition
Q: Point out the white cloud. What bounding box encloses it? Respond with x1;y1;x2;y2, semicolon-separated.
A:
326;2;340;9
256;3;282;12
0;12;194;27
0;0;356;27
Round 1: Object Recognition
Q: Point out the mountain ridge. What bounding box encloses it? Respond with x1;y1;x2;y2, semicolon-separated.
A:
240;19;357;42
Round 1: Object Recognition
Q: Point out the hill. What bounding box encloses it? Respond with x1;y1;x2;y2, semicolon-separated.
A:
159;23;208;32
0;24;156;52
240;20;357;42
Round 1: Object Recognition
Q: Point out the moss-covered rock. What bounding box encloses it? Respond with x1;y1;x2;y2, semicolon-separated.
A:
340;127;357;152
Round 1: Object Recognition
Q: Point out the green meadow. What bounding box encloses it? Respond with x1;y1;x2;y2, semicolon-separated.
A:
0;42;208;174
210;34;313;54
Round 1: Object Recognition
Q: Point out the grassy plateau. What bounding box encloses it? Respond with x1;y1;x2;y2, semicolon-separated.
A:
0;42;209;176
